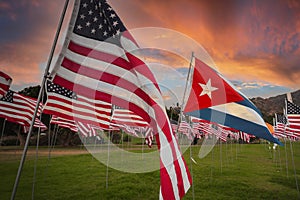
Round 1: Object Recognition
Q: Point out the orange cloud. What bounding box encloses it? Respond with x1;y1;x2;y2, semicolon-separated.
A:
111;0;300;89
1;0;299;94
0;1;72;91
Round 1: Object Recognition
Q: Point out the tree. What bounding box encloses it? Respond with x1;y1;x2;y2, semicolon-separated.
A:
166;106;180;122
19;85;40;99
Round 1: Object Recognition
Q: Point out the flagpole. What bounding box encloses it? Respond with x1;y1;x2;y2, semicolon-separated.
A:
177;52;194;130
106;105;115;189
220;137;222;174
289;137;300;196
32;115;42;200
48;116;52;148
106;130;111;189
0;118;7;145
10;1;70;199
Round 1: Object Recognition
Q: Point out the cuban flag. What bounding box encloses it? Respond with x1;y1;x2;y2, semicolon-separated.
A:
183;56;281;145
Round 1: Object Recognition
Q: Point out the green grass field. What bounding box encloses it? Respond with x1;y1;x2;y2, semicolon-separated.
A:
1;142;300;199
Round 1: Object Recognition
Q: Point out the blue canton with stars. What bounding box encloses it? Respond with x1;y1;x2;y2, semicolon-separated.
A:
287;101;300;114
47;81;77;100
0;90;14;102
74;0;127;44
277;114;287;124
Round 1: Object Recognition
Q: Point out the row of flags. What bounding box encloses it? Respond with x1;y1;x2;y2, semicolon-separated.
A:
0;81;154;137
0;87;45;131
0;0;285;199
175;117;253;143
274;99;300;140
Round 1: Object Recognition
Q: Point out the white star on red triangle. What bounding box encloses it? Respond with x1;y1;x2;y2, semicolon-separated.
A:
199;79;218;99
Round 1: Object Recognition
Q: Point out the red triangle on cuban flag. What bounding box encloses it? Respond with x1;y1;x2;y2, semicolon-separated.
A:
184;57;244;112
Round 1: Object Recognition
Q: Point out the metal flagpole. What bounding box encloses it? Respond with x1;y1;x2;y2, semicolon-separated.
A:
121;130;124;165
176;52;194;130
188;121;195;200
189;139;195;200
32;113;43;200
16;125;22;147
48;116;52;148
106;105;115;189
106;130;111;189
289;136;300;196
42;123;57;185
230;135;233;163
0;118;7;145
175;52;195;197
284;137;289;178
141;135;144;160
220;138;222;175
235;134;238;160
278;144;282;172
225;137;228;166
10;1;70;199
210;135;214;182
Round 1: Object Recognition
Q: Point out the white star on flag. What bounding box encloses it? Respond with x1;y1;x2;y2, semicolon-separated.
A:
199;79;218;99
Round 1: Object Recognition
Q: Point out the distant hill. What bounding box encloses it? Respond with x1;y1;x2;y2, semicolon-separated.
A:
250;89;300;123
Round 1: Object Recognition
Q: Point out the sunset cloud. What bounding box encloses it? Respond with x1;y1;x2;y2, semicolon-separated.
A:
110;0;300;89
0;0;70;90
0;0;299;98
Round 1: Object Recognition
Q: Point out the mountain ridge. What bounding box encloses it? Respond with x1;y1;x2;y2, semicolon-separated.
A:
250;89;300;123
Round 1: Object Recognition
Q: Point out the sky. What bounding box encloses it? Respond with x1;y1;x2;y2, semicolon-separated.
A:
0;0;299;101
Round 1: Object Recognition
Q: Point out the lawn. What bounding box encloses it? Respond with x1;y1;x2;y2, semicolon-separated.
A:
0;141;299;199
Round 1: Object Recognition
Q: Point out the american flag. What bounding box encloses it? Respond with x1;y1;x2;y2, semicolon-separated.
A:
191;117;214;136
0;90;43;126
121;124;139;137
192;117;237;141
111;108;149;127
50;115;78;132
43;81;111;129
50;0;191;198
274;114;288;138
178;121;193;140
144;126;154;147
23;118;48;133
178;121;191;133
76;121;103;137
216;125;228;142
286;100;300;138
209;123;227;142
238;131;250;143
0;71;12;99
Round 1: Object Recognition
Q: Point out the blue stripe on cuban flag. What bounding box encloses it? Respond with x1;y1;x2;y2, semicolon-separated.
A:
185;101;282;145
218;73;263;115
